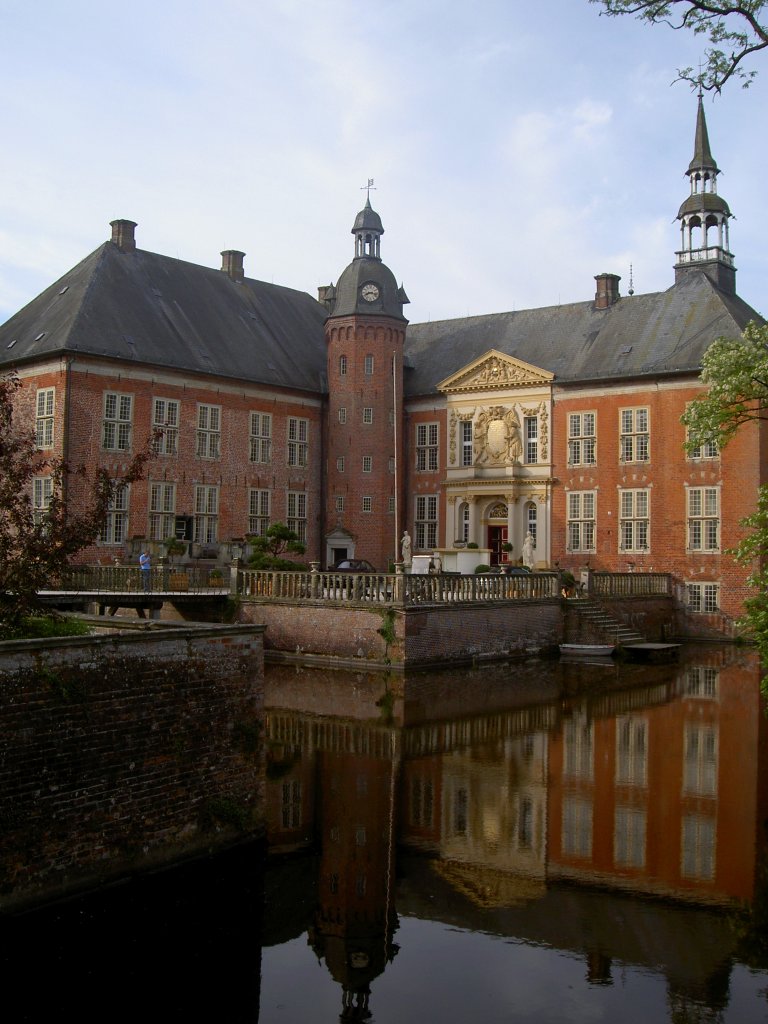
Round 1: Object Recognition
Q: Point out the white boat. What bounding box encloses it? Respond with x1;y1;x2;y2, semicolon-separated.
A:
559;643;615;658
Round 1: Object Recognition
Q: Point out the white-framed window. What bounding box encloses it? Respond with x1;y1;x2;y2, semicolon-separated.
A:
32;476;53;526
335;495;344;513
683;724;718;796
524;416;538;464
336;456;345;472
364;354;374;376
249;412;271;463
101;484;130;544
196;404;221;459
35;388;55;448
362;455;372;473
287;417;308;467
415;494;438;549
362;496;372;513
339;354;347;376
687;581;720;613
287;490;307;542
461;421;473;467
458;501;470;543
567;491;595;552
619;488;649;552
685;666;718;699
152;398;179;456
562;797;593;858
102;392;133;451
248;488;270;536
689;438;719;459
362;407;373;424
338;407;347;424
688;487;719;551
416;423;439;471
568;412;596;466
563;717;593;780
526;501;538;543
681;814;716;880
194;484;219;543
149;482;176;540
615;716;647;786
620;407;649;463
614;807;646;868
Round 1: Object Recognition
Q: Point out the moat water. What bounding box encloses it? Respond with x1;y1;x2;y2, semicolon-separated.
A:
4;647;767;1023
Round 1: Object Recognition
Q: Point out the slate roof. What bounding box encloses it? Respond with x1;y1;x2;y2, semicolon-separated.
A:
404;271;763;397
0;242;328;393
0;235;762;404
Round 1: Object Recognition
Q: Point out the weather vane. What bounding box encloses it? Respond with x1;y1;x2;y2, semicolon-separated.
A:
361;178;376;200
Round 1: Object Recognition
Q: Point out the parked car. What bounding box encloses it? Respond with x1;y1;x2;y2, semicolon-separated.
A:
332;559;377;572
499;564;531;575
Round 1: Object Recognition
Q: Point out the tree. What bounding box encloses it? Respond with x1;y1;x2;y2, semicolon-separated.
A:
682;321;768;451
0;373;156;633
247;522;306;570
590;1;768;92
681;322;768;678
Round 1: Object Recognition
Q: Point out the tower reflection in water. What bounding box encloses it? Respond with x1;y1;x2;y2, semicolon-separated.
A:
263;648;768;1021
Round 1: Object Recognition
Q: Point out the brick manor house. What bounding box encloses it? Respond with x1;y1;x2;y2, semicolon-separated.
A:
0;98;763;627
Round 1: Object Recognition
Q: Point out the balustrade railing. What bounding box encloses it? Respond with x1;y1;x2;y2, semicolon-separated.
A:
56;564;228;594
590;572;672;598
44;565;673;605
239;569;560;606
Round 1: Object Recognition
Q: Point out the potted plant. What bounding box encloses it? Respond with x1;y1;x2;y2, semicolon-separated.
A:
165;537;189;590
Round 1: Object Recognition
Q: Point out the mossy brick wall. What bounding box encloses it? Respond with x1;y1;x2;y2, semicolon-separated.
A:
242;599;560;666
0;624;265;911
241;601;401;662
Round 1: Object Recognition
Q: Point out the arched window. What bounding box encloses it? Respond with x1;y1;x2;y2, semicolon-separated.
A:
526;501;537;542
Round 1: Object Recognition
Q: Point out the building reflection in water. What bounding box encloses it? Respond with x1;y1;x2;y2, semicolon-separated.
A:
264;648;768;1020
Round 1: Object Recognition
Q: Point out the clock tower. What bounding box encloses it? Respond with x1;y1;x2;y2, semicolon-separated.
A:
320;198;409;570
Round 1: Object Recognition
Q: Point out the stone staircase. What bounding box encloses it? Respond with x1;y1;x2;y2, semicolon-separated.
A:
567;598;645;647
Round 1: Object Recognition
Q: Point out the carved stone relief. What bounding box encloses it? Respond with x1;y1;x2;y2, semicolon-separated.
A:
474;406;522;466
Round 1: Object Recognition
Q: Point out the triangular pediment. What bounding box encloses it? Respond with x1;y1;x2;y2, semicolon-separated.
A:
437;350;554;394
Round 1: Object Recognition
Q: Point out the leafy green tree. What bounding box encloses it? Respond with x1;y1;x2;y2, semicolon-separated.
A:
682;321;768;450
247;522;307;570
0;373;156;634
590;1;768;92
682;322;768;679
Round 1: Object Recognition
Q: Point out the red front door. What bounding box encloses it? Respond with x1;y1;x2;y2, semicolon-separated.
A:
488;526;508;566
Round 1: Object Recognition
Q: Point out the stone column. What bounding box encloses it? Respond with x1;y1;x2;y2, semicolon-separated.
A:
467;496;479;546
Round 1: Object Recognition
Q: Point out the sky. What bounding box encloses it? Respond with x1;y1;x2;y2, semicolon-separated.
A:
0;0;765;327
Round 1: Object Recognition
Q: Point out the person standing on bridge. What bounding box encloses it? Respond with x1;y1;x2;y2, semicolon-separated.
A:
139;550;151;593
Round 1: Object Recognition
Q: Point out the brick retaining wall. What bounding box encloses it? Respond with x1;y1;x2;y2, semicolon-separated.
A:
242;599;561;667
0;624;265;911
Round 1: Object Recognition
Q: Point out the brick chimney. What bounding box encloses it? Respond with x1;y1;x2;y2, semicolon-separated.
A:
594;273;621;309
221;250;245;283
110;219;137;254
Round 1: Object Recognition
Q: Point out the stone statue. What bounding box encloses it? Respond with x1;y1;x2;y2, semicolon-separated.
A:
401;530;412;566
522;531;535;569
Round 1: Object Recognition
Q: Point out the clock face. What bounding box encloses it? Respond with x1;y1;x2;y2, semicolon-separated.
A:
361;282;380;303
